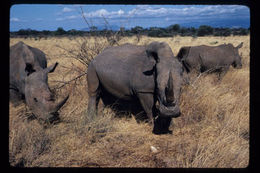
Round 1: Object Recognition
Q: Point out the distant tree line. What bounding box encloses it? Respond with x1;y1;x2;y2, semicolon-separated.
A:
10;24;250;38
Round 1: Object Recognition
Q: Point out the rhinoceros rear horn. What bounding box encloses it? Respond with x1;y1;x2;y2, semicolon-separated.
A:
236;42;243;49
45;62;58;74
52;95;69;113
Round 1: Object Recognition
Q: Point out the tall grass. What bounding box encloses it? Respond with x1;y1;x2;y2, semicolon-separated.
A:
9;35;249;167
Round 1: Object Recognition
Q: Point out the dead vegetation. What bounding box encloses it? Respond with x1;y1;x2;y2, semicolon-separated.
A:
9;35;249;167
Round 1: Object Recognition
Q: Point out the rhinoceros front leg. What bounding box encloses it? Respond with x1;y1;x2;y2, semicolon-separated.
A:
218;66;230;80
137;93;155;126
9;88;24;106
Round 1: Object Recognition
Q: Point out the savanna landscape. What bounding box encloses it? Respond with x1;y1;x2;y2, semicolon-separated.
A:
9;35;249;168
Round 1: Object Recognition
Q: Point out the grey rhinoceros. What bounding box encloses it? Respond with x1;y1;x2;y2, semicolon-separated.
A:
10;41;69;122
87;42;186;134
177;42;243;78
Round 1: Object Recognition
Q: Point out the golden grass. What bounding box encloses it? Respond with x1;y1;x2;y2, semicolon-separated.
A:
9;35;249;167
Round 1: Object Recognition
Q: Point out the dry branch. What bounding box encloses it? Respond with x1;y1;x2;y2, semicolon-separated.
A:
53;72;87;90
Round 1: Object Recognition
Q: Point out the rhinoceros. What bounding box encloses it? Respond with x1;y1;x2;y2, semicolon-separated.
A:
10;41;69;122
87;42;186;134
177;42;243;78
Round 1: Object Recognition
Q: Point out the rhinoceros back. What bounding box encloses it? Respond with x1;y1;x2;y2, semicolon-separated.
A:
90;43;150;99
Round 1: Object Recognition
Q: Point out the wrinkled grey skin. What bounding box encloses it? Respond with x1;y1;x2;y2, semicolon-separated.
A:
87;42;185;133
10;41;69;122
177;42;243;77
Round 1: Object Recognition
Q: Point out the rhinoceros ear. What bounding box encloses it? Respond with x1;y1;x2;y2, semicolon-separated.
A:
146;42;172;63
146;42;161;63
177;47;191;61
25;63;36;76
236;42;243;49
44;62;58;73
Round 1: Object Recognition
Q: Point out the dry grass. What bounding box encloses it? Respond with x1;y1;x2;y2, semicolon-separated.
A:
9;35;249;167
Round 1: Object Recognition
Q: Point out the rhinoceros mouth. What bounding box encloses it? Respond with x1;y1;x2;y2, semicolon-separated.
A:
34;95;69;123
38;112;60;124
235;64;242;69
156;102;181;118
47;112;60;123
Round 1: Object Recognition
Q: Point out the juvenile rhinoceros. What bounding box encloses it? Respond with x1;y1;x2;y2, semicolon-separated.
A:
87;42;186;134
177;42;243;78
10;41;69;122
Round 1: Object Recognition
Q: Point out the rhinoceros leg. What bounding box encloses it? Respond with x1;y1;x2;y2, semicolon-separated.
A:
9;88;24;106
218;66;230;80
137;93;155;125
138;94;173;135
87;64;100;119
153;116;172;134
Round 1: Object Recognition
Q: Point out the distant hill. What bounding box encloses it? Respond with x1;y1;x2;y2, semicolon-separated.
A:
179;18;250;29
81;25;121;31
80;17;249;31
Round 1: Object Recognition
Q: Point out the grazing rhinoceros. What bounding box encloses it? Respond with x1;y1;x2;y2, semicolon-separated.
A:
177;42;243;78
87;42;186;134
10;41;69;122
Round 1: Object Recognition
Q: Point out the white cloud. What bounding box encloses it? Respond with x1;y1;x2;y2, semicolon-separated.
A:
55;5;249;23
55;6;75;15
56;17;64;21
91;9;109;17
56;15;80;21
35;18;43;21
83;9;125;18
10;17;20;22
118;9;124;15
126;5;249;19
62;7;74;12
67;15;77;19
78;5;248;21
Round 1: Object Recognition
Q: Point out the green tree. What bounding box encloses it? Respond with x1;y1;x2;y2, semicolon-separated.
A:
197;25;213;36
42;30;51;36
55;27;66;36
90;26;98;32
131;26;143;34
168;24;180;32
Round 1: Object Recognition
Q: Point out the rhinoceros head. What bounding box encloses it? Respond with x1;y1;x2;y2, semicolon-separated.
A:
146;42;182;118
232;42;243;69
25;62;69;122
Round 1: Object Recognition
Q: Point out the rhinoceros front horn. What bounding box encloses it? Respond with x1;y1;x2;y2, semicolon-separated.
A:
51;95;69;113
165;71;174;103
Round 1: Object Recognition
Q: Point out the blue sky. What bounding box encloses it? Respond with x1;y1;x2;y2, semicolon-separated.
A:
10;4;250;31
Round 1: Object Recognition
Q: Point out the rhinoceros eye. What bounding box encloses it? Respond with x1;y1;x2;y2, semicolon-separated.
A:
34;98;38;102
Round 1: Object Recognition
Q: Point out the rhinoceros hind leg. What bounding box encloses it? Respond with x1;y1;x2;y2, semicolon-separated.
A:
87;64;101;120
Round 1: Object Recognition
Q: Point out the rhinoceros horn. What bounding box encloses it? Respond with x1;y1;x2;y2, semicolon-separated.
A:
43;62;69;113
44;62;58;74
50;95;69;113
155;72;181;118
165;71;174;104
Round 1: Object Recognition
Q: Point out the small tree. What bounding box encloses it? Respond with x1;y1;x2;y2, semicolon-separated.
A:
222;28;231;36
167;24;180;33
197;25;213;36
55;27;66;36
131;26;143;42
